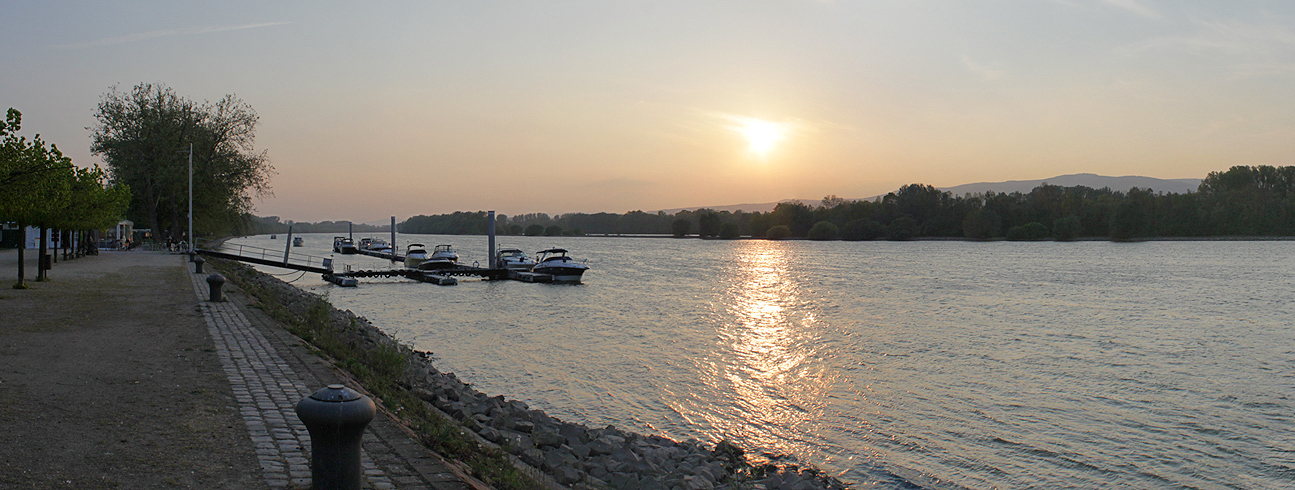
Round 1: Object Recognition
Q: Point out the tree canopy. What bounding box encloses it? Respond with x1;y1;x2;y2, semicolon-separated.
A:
90;83;273;239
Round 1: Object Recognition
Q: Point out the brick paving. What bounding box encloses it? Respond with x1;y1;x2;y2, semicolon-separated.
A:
185;257;476;490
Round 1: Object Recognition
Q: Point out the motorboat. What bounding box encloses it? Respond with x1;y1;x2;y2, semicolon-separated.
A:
360;238;390;252
292;237;304;247
533;248;589;282
404;244;431;269
333;236;358;254
495;248;536;271
416;244;458;271
270;234;277;239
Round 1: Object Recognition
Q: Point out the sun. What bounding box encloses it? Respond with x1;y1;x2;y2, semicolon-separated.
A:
727;117;789;158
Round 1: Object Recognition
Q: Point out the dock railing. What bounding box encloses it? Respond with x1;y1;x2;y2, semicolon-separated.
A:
214;242;334;272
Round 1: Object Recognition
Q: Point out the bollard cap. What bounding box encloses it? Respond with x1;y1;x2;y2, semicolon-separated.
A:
309;384;363;402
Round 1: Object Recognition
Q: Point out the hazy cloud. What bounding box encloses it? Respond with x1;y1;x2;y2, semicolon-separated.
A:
1100;0;1162;20
53;21;290;49
960;55;1006;81
1116;20;1295;77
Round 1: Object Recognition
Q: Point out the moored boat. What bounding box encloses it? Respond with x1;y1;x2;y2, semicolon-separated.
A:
533;248;589;282
416;244;459;271
333;236;358;254
404;244;431;269
496;248;536;271
292;237;304;247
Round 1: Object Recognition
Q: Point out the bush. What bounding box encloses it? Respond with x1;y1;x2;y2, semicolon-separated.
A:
1053;216;1082;241
671;219;691;237
718;222;740;239
1006;222;1050;241
543;225;563;236
807;221;840;240
886;216;918;240
523;224;544;236
841;219;885;241
765;225;791;240
962;209;1001;240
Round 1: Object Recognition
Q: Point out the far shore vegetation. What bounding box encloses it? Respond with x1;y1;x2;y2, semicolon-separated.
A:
251;165;1295;242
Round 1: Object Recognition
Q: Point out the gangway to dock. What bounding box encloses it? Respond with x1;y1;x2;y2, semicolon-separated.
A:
198;242;333;274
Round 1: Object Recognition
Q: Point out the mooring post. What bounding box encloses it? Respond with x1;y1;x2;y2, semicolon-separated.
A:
390;216;396;261
283;224;294;265
206;273;225;302
193;255;205;274
488;210;496;269
296;384;376;490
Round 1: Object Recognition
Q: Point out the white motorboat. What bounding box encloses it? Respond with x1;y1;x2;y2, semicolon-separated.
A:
333;236;358;254
292;237;304;247
360;238;390;251
416;244;459;271
533;248;589;282
495;248;536;271
404;244;431;269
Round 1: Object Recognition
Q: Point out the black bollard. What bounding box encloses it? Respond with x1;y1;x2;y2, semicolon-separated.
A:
188;251;196;262
296;385;376;490
193;256;205;274
206;273;225;302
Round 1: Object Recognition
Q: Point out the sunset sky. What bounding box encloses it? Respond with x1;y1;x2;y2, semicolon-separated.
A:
4;1;1294;223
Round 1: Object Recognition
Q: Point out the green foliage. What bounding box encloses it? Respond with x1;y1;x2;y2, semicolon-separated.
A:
765;225;790;240
718;222;741;239
399;211;491;234
1052;216;1083;241
1006;222;1049;241
886;216;918;240
697;210;721;237
841;219;884;241
671;218;691;237
962;208;1001;240
90;83;273;239
807;221;840;240
523;224;544;236
543;225;563;236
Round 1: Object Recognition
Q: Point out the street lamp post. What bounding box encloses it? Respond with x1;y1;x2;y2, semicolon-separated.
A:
178;143;193;251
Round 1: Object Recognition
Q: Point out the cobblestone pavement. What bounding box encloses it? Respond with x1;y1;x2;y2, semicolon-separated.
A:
185;258;475;490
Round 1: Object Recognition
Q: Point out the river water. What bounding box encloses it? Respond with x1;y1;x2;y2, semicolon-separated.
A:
226;234;1295;489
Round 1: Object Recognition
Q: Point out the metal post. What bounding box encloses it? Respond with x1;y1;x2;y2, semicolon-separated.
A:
283;225;294;265
296;385;375;490
187;143;193;252
206;273;225;302
487;210;496;269
390;216;396;261
348;221;353;240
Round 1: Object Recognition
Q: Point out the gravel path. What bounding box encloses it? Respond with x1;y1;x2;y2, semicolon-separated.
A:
0;249;478;489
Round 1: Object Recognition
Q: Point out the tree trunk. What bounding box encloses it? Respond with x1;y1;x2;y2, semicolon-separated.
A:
14;221;26;288
37;226;48;281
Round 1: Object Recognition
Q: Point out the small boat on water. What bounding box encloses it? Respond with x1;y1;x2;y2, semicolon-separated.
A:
292;237;304;247
533;248;589;282
270;234;277;239
360;238;390;252
416;244;458;271
496;248;536;271
332;236;358;254
404;244;431;269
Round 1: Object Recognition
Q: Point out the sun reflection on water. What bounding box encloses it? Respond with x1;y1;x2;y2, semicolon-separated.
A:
686;240;842;464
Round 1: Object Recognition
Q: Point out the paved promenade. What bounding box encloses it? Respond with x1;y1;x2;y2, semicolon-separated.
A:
0;249;478;489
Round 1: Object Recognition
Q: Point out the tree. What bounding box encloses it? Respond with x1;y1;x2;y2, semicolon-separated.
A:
1006;222;1049;241
765;225;791;239
962;208;1001;240
807;221;840;240
841;219;885;241
671;219;691;237
886;216;918;240
90;83;273;239
1052;216;1082;241
718;222;740;239
543;225;563;236
524;224;544;236
697;210;721;238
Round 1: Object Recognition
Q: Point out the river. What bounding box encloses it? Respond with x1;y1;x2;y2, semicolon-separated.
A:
225;234;1295;488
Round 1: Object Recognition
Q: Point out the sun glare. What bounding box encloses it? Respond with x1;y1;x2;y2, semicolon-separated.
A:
729;117;788;158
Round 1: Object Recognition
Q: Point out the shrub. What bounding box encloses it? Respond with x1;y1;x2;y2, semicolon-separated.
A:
718;222;740;239
543;225;563;236
1006;222;1049;241
523;224;544;236
886;216;918;240
841;219;885;241
1053;216;1083;241
671;219;691;237
765;225;791;240
807;221;840;240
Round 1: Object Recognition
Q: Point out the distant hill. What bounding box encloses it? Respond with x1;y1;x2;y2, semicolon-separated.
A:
658;173;1202;214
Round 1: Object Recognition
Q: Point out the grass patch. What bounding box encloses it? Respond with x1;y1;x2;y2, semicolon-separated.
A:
210;258;543;490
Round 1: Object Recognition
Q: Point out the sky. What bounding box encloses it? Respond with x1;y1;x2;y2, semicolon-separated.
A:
4;1;1295;223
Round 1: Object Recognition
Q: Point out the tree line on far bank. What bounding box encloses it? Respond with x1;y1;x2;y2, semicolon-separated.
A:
383;165;1295;241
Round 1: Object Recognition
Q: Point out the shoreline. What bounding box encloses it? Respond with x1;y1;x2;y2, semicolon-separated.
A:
211;257;853;490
